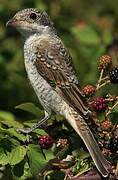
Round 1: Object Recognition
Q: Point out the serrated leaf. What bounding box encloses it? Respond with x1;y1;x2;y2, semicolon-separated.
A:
0;138;19;165
15;103;44;118
0;111;23;128
71;25;100;45
27;144;54;175
9;146;27;165
7;128;26;141
0;127;26;142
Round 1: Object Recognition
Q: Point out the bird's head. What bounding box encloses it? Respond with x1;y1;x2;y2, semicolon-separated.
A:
6;8;54;35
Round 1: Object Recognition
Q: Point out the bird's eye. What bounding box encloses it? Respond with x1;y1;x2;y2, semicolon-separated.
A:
30;13;37;20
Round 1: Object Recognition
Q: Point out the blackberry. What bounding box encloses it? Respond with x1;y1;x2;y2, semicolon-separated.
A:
101;120;112;130
92;97;107;112
108;137;118;152
57;138;68;148
83;85;95;97
38;135;53;149
98;55;112;70
109;67;118;84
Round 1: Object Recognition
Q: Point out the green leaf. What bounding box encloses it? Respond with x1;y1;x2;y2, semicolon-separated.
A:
9;146;27;165
71;25;100;45
0;126;26;142
27;144;54;175
72;149;90;160
0;111;23;128
0;137;19;165
77;161;91;176
34;129;48;135
15;103;44;118
43;149;55;161
13;161;32;180
7;128;26;141
0;146;9;165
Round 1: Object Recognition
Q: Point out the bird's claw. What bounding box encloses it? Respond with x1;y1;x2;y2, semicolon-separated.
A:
16;128;33;135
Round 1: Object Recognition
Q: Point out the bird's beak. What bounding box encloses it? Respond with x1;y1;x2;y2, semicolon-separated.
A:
6;18;18;27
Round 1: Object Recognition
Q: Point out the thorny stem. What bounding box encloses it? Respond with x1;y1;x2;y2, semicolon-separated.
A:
105;100;118;117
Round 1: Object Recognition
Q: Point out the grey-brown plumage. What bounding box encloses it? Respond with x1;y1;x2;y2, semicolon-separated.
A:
6;8;111;177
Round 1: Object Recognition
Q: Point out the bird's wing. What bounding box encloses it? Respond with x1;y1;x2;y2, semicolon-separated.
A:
34;37;88;118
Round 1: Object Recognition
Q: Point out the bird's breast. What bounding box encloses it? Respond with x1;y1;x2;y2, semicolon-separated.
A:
24;50;66;114
23;34;70;115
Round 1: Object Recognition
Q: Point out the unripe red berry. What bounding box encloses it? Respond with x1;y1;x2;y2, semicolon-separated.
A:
101;120;112;130
83;85;95;97
98;55;112;70
92;97;107;112
38;135;53;149
57;138;68;148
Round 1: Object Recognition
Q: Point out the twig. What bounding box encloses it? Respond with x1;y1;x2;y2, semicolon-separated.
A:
101;76;109;81
99;69;104;83
106;100;118;117
96;80;110;91
96;69;104;90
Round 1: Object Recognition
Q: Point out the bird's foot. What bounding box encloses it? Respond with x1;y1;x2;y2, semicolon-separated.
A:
16;128;34;134
16;112;50;135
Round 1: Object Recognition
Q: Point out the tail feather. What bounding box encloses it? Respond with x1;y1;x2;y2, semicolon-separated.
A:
66;110;111;177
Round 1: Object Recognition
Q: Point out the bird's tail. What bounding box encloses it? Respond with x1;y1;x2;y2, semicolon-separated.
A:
65;109;111;177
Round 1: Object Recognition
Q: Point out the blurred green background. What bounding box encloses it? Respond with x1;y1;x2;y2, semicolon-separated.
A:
0;0;118;114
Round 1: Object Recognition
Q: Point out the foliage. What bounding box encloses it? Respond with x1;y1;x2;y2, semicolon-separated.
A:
0;0;118;179
0;0;118;111
0;109;54;179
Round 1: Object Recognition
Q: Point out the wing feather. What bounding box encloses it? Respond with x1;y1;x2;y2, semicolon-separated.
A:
34;37;88;117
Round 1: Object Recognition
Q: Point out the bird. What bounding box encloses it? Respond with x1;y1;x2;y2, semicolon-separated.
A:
6;8;111;177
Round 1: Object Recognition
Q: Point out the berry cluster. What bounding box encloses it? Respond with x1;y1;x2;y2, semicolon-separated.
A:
98;55;112;70
83;85;95;97
92;97;107;112
38;135;53;149
109;67;118;84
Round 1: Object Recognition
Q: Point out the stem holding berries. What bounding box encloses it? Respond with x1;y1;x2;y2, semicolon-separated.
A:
105;100;118;117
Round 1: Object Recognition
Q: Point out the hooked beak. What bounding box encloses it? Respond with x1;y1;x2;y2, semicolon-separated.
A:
6;18;18;27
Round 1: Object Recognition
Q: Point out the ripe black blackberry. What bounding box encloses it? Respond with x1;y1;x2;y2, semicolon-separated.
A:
109;67;118;84
38;135;53;149
108;137;118;152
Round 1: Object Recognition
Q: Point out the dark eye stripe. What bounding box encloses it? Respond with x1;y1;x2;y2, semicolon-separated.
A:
30;13;37;20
